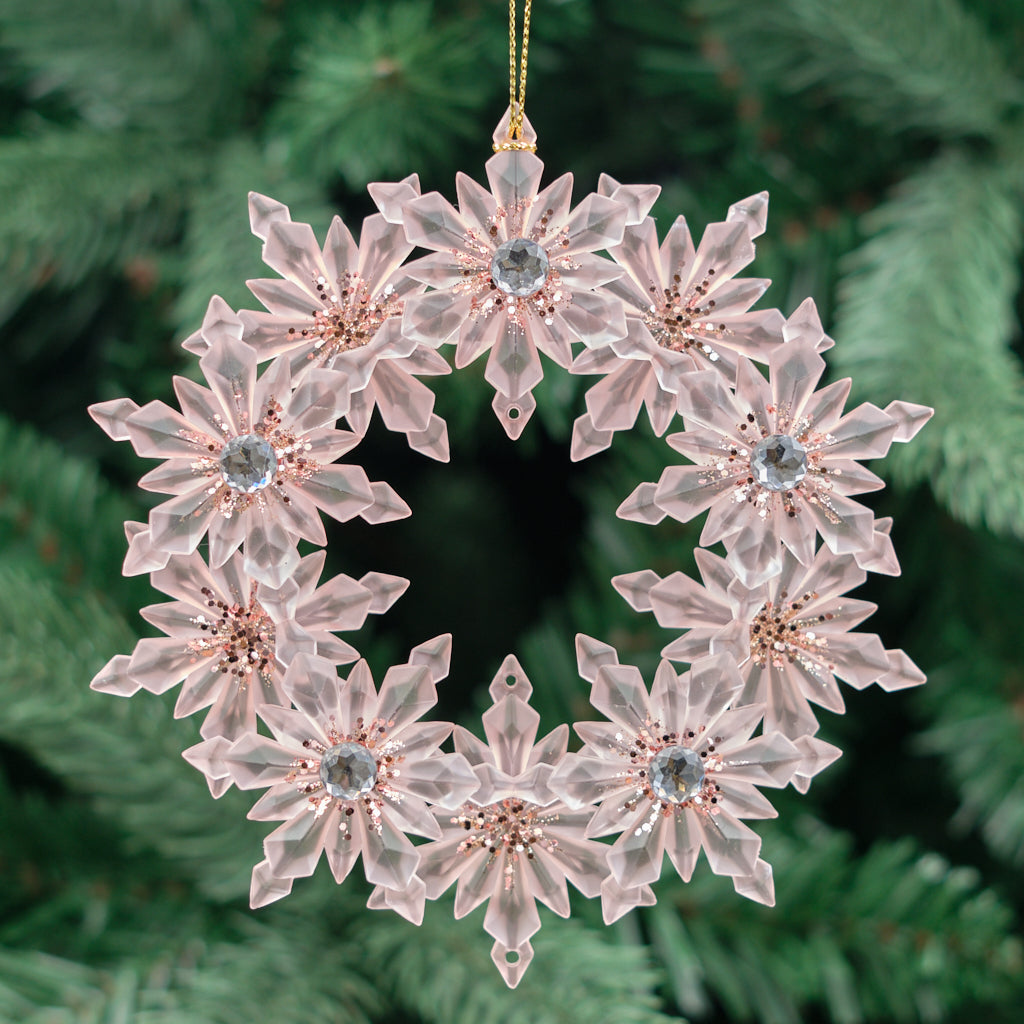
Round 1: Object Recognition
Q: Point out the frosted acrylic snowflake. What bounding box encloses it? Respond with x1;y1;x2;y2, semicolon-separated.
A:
89;549;406;749
399;114;630;437
618;336;933;588
188;182;453;462
188;638;477;908
614;545;925;752
411;656;609;987
570;192;805;460
85;104;934;989
550;637;839;903
89;326;407;588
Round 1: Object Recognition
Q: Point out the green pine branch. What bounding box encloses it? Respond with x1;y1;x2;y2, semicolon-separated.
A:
0;767;167;923
0;129;196;323
0;0;258;136
698;0;1022;139
0;415;147;606
874;495;1024;868
916;657;1024;867
271;1;491;190
649;818;1021;1024
362;903;676;1024
0;565;259;900
0;908;376;1024
831;152;1024;537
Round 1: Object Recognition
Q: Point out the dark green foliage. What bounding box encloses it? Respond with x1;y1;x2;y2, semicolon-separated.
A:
697;0;1022;139
0;0;258;135
0;416;145;599
2;1;1024;1022
273;2;491;190
0;130;192;321
653;820;1022;1024
362;907;676;1024
833;154;1024;535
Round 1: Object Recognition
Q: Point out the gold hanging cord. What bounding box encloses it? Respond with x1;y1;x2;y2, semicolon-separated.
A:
495;0;537;152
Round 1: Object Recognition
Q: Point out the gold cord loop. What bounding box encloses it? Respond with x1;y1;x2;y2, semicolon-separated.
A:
496;0;536;152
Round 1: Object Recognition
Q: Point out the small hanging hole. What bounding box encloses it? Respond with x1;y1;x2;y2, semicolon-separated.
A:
505;675;517;687
505;950;520;963
507;406;520;419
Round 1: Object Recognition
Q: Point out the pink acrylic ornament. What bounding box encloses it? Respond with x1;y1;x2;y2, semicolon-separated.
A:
90;549;407;751
618;333;933;588
82;93;937;977
551;637;838;906
196;638;477;907
570;192;797;461
411;656;610;988
90;323;409;589
192;184;453;461
614;545;925;749
120;520;171;577
399;111;630;438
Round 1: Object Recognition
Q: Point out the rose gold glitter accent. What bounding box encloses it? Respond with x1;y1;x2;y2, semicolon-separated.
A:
293;272;402;366
749;593;836;678
283;716;407;836
450;200;580;329
186;583;275;687
692;411;840;523
452;798;560;889
643;266;729;360
178;396;321;517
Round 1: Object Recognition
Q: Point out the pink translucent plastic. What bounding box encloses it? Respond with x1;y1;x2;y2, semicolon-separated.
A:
569;196;791;460
87;143;936;967
399;125;630;439
414;655;609;988
549;640;831;908
192;641;474;908
612;544;924;741
90;549;406;745
91;325;409;587
617;332;934;588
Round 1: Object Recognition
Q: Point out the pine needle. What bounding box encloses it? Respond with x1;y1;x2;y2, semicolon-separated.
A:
832;153;1024;536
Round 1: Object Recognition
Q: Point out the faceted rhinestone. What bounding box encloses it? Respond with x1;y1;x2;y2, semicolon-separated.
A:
750;434;808;491
218;434;278;493
490;238;550;297
319;742;378;799
649;745;705;804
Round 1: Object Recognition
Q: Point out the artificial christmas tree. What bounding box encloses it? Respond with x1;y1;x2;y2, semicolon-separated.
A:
1;0;1023;1020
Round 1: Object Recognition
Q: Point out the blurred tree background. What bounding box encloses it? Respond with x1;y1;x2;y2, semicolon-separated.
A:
1;0;1023;1021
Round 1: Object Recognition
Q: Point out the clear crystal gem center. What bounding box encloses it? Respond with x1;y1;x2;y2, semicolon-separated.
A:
649;745;705;803
219;433;278;493
750;434;808;491
319;742;378;799
490;238;550;297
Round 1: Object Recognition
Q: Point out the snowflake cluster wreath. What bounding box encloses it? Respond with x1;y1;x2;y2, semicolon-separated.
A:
88;108;931;987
